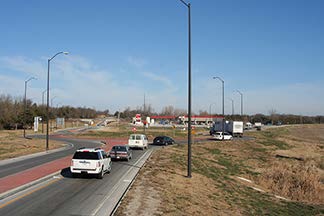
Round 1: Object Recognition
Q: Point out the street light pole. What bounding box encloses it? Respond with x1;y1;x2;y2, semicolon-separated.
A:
229;98;234;115
209;103;216;124
24;77;36;138
42;89;47;133
46;51;68;151
236;90;243;116
213;77;225;141
179;0;192;178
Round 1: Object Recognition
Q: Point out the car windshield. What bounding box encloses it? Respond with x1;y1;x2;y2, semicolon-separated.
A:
112;146;127;151
72;152;100;160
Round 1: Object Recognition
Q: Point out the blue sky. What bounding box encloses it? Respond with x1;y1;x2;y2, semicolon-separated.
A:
0;0;323;116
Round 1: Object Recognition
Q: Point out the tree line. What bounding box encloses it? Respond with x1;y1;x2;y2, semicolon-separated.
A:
1;94;322;129
0;94;107;129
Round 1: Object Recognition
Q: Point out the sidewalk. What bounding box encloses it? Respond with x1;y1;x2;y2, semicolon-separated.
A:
0;138;127;196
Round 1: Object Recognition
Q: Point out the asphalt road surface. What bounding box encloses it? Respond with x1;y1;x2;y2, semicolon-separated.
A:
0;146;155;216
0;136;103;178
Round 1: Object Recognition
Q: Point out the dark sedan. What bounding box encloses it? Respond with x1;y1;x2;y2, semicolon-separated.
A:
153;136;175;146
109;145;132;161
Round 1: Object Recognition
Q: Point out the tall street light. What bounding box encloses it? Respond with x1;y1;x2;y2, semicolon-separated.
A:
46;51;68;151
179;0;192;178
42;89;47;105
209;103;216;124
229;98;234;115
24;76;36;138
213;76;225;141
236;90;243;116
209;103;216;117
41;89;47;133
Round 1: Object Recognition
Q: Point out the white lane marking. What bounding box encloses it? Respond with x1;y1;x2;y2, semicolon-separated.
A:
90;149;152;216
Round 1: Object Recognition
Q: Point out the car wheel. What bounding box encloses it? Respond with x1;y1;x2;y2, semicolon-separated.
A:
108;165;111;173
97;167;104;179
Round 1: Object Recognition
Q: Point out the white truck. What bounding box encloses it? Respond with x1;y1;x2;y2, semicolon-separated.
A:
226;121;244;137
210;120;243;137
254;122;262;130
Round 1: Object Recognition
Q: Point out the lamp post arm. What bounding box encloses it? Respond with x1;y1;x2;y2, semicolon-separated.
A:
179;0;190;7
49;51;68;61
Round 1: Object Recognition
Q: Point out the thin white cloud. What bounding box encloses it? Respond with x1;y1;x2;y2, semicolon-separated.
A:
142;71;173;88
0;56;45;79
127;56;147;68
0;55;184;112
1;55;323;115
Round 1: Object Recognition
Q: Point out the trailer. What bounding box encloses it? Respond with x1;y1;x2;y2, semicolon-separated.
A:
226;121;244;137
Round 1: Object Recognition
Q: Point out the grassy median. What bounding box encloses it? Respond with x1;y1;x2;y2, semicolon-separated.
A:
0;130;66;160
115;124;324;215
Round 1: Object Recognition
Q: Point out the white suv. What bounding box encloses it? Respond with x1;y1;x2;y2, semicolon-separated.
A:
70;147;112;179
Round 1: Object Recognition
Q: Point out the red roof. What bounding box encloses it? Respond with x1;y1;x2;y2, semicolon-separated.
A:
150;116;176;119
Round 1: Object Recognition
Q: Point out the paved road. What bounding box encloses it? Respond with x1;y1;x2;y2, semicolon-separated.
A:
0;136;104;178
0;146;156;216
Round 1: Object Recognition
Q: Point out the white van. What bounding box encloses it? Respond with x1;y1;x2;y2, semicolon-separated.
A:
128;134;148;150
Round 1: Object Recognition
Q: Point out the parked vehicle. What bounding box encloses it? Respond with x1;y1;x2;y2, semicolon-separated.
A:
70;147;112;179
153;136;175;146
227;121;244;137
128;134;148;150
110;145;132;161
213;132;233;140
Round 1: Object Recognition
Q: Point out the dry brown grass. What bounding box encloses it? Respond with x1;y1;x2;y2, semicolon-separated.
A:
116;146;243;216
256;162;323;204
115;124;324;215
250;125;324;204
0;130;66;160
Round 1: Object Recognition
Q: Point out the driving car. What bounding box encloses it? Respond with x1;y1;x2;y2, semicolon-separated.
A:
153;136;175;146
70;147;112;179
213;132;233;140
109;145;132;161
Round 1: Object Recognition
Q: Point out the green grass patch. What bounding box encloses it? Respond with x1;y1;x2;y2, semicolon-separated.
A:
259;139;289;150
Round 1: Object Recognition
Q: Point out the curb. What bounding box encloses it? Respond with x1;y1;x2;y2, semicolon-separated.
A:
93;148;154;216
0;142;74;166
110;149;154;216
0;170;61;201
